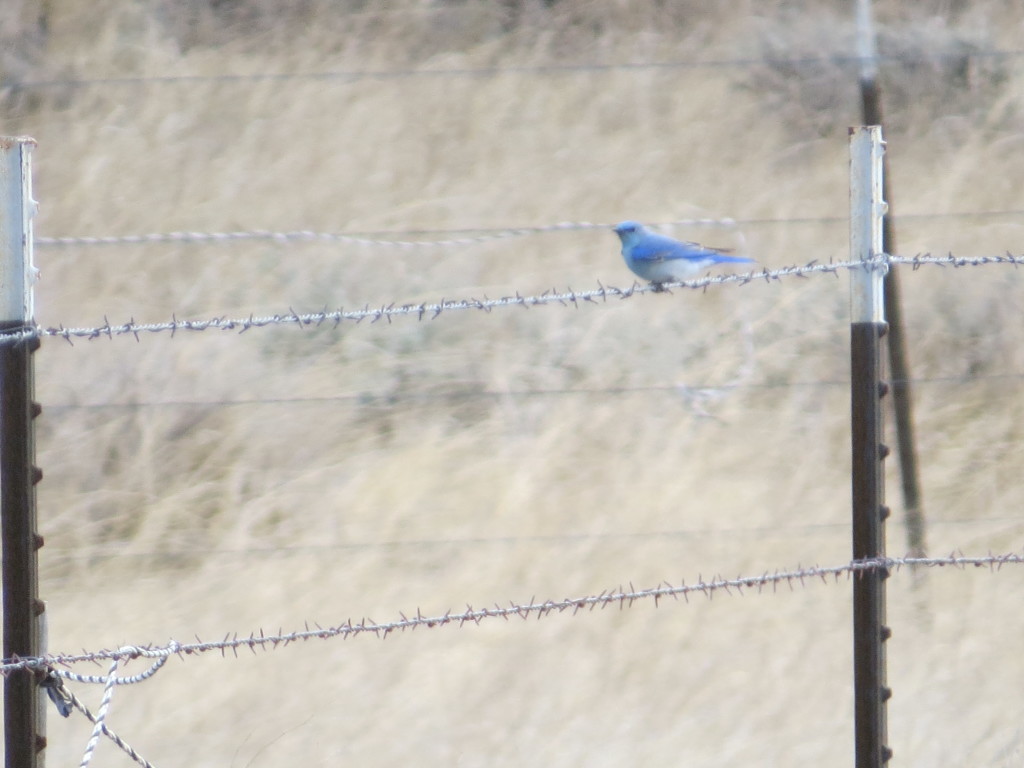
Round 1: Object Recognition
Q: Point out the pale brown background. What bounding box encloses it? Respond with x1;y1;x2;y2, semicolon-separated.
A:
2;1;1023;765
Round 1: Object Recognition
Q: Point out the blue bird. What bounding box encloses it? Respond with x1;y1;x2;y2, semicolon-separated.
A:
613;220;754;285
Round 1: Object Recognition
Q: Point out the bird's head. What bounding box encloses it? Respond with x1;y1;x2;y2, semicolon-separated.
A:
613;220;646;244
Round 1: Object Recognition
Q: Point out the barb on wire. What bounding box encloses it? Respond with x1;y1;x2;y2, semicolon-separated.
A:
4;552;1020;676
3;252;1021;349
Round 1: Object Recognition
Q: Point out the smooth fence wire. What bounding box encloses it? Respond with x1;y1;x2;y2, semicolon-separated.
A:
40;370;1024;412
6;252;1023;348
5;553;1022;676
9;49;1024;91
38;517;1024;566
32;210;1024;249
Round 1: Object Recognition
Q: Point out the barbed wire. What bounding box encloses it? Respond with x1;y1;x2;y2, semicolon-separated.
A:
29;551;1022;768
891;252;1024;269
33;210;1024;250
6;252;1022;349
9;49;1024;92
5;553;1021;677
5;261;825;347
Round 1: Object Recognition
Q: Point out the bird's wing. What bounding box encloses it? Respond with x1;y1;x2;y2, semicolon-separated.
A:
632;232;733;262
674;240;734;255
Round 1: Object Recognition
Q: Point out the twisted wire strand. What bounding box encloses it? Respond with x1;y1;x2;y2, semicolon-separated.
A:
56;655;169;686
78;659;120;768
33;211;1024;249
65;683;155;768
34;218;739;249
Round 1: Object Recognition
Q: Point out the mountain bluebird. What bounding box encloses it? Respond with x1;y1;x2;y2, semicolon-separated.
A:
613;220;754;285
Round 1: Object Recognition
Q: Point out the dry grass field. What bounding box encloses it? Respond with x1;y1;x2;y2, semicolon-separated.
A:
3;0;1024;765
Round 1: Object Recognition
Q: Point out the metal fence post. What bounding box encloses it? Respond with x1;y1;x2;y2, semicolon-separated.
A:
1;136;43;768
856;0;927;559
849;125;891;768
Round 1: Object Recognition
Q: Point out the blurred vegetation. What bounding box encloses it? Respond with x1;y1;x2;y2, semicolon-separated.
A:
1;2;1022;765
